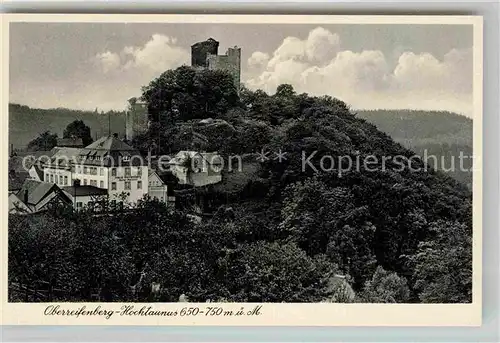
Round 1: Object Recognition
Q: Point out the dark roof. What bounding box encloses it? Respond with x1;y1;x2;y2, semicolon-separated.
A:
16;179;58;205
84;135;136;151
158;170;180;185
62;185;108;197
78;136;144;167
56;137;84;147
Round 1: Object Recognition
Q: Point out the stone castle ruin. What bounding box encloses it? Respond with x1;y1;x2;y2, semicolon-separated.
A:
191;38;241;91
126;38;241;141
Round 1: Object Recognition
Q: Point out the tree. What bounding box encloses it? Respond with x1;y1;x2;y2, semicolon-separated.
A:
408;220;472;303
141;65;239;123
275;84;296;98
63;120;93;146
219;241;336;302
27;131;58;151
359;266;410;303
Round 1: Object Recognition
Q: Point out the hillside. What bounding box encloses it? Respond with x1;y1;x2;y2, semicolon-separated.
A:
8;103;126;149
9;68;473;304
356;109;472;147
355;110;473;187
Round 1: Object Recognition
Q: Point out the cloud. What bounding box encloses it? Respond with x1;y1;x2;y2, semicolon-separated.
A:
304;27;341;62
122;34;189;73
94;34;189;75
391;48;472;94
244;27;473;116
94;51;121;73
248;51;270;69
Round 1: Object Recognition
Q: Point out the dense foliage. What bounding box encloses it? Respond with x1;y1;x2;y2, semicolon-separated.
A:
63;120;94;146
9;67;473;303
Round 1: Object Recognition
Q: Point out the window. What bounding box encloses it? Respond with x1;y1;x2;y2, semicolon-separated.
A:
125;167;131;177
137;181;142;189
100;181;104;188
76;202;82;209
50;174;54;183
64;176;68;186
84;167;89;174
45;174;49;182
125;181;131;190
83;179;87;185
137;168;142;176
111;182;117;190
99;168;104;176
111;168;116;176
90;180;96;187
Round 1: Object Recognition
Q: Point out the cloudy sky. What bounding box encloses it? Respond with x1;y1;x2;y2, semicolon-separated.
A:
10;23;474;116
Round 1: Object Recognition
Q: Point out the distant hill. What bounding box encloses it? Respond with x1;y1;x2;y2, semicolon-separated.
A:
8;103;126;149
356;109;472;147
356;109;473;187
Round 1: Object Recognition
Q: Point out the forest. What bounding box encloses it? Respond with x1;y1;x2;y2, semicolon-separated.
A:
8;66;473;303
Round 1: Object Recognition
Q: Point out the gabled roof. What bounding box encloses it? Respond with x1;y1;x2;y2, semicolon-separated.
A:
8;193;32;214
48;147;81;167
16;179;59;205
56;137;84;147
84;135;136;151
62;185;108;197
77;135;144;166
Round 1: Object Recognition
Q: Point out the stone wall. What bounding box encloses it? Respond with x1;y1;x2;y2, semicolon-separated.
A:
206;46;241;91
191;38;219;68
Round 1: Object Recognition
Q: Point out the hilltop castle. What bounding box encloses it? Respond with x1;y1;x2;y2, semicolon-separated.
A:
191;38;241;91
126;38;241;141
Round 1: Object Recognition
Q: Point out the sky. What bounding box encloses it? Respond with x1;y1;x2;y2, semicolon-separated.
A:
9;23;474;116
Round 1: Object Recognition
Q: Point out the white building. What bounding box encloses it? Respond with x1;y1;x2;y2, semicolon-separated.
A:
148;170;175;204
41;135;149;205
168;151;223;187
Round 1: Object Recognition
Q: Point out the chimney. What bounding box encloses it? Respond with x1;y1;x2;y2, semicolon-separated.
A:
23;189;29;204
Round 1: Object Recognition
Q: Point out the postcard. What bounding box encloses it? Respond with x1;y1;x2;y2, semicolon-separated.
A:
1;14;483;326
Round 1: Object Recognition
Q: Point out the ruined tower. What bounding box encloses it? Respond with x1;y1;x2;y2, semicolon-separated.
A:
207;46;241;91
125;97;149;141
191;38;219;68
191;38;241;91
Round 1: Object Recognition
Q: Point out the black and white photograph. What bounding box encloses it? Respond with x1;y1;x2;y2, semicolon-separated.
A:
4;15;481;317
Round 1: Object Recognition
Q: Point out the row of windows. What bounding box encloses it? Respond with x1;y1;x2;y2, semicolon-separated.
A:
111;167;142;177
81;179;105;188
72;166;143;177
46;174;69;186
110;180;142;191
